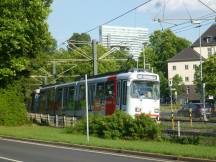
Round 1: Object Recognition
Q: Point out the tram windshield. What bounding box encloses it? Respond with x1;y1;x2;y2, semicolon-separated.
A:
131;80;160;99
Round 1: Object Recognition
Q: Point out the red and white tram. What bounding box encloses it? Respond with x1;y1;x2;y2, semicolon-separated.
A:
31;69;160;119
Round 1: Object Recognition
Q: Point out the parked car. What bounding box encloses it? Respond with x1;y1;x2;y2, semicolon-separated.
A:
177;103;213;118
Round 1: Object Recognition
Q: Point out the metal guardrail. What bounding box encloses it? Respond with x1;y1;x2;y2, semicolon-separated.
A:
164;129;216;137
28;113;216;137
161;119;216;137
160;117;216;123
27;113;76;127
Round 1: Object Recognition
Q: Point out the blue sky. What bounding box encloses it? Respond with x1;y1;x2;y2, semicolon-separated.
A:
48;0;216;47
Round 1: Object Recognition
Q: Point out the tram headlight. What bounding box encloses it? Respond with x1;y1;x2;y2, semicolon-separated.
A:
154;108;159;113
35;89;40;94
135;107;141;112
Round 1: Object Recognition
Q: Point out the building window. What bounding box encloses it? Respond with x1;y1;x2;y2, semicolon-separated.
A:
172;66;176;70
185;77;189;82
193;64;196;69
186;87;190;94
185;65;189;70
208;47;212;56
194;75;196;81
206;36;213;43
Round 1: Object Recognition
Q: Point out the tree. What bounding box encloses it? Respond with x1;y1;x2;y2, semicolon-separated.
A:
0;80;28;126
194;54;216;100
138;46;156;70
0;0;54;125
157;71;169;100
0;0;53;85
172;74;185;96
138;30;191;98
172;74;185;94
67;33;91;49
148;29;191;77
29;42;132;85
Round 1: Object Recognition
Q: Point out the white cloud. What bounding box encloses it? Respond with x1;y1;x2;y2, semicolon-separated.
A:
138;0;216;17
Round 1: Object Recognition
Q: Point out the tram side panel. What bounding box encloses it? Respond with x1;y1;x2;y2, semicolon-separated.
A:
31;72;160;119
33;79;127;117
104;76;117;115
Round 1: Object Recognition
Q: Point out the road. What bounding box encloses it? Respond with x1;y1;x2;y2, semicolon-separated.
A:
0;138;178;162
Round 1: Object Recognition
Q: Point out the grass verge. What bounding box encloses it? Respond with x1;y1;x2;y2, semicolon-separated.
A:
0;125;216;160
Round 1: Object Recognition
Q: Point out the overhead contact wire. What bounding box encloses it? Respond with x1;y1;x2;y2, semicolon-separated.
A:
85;0;153;33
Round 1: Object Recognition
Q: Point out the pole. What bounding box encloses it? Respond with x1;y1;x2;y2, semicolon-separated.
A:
92;40;97;75
171;87;173;112
169;84;175;129
199;26;207;121
170;87;174;130
52;61;56;76
44;76;47;85
143;46;145;69
169;79;174;130
55;115;58;127
52;61;56;83
203;83;207;121
177;121;180;137
189;108;193;127
199;26;202;86
85;74;89;142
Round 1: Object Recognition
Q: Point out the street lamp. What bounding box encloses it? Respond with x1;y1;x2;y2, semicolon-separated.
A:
136;57;139;69
192;21;207;121
143;42;148;69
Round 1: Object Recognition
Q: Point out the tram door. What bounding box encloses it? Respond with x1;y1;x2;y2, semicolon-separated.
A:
105;76;117;115
121;80;127;111
116;80;127;111
116;81;121;110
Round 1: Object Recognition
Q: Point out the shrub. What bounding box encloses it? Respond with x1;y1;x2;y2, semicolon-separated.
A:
0;81;28;126
169;135;200;145
134;115;161;139
67;111;161;140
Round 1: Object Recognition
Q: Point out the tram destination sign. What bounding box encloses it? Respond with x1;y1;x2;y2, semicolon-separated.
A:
137;74;157;80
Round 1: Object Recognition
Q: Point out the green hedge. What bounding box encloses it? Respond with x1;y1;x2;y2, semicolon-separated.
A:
67;111;161;140
0;81;28;126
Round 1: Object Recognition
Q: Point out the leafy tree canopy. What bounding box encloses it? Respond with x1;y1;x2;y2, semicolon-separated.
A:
29;43;132;85
0;0;54;85
67;33;91;49
138;29;191;98
148;29;191;77
157;71;169;98
172;74;185;95
194;54;216;99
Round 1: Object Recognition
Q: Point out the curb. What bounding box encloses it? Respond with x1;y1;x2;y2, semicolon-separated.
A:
0;136;216;162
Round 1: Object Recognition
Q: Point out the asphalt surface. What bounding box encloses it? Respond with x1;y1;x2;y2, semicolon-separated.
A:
0;138;177;162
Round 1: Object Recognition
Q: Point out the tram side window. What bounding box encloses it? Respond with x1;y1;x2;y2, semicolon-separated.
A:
38;91;47;113
32;93;40;113
56;88;63;113
47;89;55;114
68;86;75;112
88;84;96;111
96;82;105;100
116;81;121;106
78;85;85;110
122;81;127;105
105;81;114;99
63;87;69;111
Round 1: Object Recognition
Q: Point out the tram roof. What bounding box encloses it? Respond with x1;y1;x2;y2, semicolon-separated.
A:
38;68;158;90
